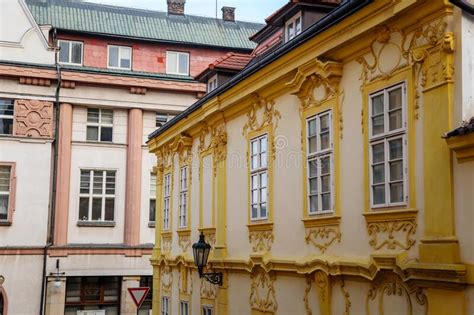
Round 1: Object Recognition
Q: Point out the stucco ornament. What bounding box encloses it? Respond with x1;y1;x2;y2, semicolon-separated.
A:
303;276;313;315
160;265;173;293
365;274;427;315
314;271;331;314
200;275;217;299
249;230;274;253
161;234;172;254
305;226;341;253
199;122;228;176
338;277;351;315
367;220;417;250
242;93;281;136
178;233;191;252
13;99;53;138
250;269;278;313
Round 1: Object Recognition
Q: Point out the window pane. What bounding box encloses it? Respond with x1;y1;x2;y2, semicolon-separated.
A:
322;194;331;211
260;152;267;168
390;160;403;181
59;41;70;63
0;166;11;192
372;115;384;136
389;88;402;110
389;109;402;131
0;118;13;135
372;143;384;163
104;198;114;221
93;172;103;194
251;140;258;155
372;94;384;115
80;170;90;194
109;46;119;67
372;164;385;184
308;136;317;153
260;136;267;152
120;57;130;69
71;42;82;64
167;52;177;73
373;185;385;205
389;138;403;160
321;156;330;175
251;190;258;205
100;127;113;142
308;119;317;137
308;160;318;178
101;110;113;124
309;178;317;194
320;133;330;150
260;203;267;218
0;195;9;220
79;197;89;220
309;195;318;213
120;47;131;68
106;171;116;194
390;182;404;203
86;126;99;141
87;108;99;123
320;114;329;132
251;175;258;190
251;205;258;219
178;53;189;74
321;175;330;192
260;188;267;203
295;17;302;34
260;172;267;188
92;198;102;220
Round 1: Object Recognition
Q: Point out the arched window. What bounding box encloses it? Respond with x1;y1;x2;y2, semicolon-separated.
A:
0;291;4;315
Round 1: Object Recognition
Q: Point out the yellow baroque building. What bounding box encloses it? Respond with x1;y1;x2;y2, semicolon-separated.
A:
147;0;474;314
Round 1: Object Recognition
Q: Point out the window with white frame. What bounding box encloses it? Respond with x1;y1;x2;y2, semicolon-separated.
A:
58;40;83;65
369;83;407;208
86;108;113;142
0;165;12;221
149;173;157;223
285;12;302;42
163;173;171;230
202;305;213;315
207;75;218;92
108;45;132;70
307;110;333;214
166;51;189;75
0;99;14;135
180;301;189;315
156;113;174;128
79;170;116;221
178;166;188;228
250;134;268;220
161;296;170;315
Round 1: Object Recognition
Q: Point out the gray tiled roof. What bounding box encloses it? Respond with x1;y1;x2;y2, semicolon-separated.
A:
26;0;263;50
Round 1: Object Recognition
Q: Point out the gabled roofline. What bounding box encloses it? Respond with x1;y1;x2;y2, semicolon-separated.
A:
148;0;373;141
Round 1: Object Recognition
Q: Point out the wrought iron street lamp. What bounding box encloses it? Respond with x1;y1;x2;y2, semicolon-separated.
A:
192;233;223;286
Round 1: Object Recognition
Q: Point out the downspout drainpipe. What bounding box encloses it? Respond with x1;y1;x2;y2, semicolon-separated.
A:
40;27;61;315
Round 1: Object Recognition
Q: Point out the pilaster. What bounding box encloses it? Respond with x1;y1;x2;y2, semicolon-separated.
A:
124;108;143;246
54;103;73;245
44;276;66;315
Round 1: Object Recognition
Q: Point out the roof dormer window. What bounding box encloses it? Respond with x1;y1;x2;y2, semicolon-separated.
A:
285;12;302;42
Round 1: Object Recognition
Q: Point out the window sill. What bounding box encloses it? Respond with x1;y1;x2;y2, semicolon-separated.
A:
247;222;273;232
0;221;12;227
76;221;116;227
72;141;126;148
363;208;418;223
148;222;156;228
161;230;173;237
302;215;340;228
177;228;191;236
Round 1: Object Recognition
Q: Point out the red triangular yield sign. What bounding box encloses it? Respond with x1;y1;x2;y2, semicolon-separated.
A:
128;287;150;308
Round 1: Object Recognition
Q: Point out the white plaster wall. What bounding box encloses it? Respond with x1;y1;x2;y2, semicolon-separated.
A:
274;275;310;314
467;284;474;315
0;0;54;65
45;254;153;277
0;78;55;102
0;255;44;314
227;272;252;315
143;110;157;144
68;144;127;244
225;114;252;258
0;138;51;246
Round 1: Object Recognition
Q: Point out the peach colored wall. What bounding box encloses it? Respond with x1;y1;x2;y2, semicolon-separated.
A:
57;33;239;77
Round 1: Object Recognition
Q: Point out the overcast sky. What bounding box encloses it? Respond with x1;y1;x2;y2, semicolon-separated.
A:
85;0;288;23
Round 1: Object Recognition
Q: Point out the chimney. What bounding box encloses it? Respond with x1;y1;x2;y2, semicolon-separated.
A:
222;6;235;22
167;0;186;15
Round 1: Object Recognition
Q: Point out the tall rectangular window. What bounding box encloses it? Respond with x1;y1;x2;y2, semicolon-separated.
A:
180;301;189;315
202;306;213;315
108;45;132;70
163;173;171;230
306;110;333;214
369;83;407;208
250;135;268;221
0;99;14;135
86;108;113;142
149;173;157;223
178;166;188;228
0;165;12;222
161;296;170;315
58;40;83;65
208;75;218;92
166;51;190;75
79;170;116;222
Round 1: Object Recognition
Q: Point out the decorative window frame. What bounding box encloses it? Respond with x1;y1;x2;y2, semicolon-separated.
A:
287;59;343;253
57;39;83;66
179;299;190;315
0;162;16;226
161;295;171;315
162;169;173;233
361;67;418;251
